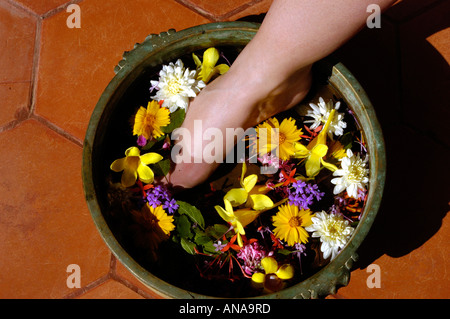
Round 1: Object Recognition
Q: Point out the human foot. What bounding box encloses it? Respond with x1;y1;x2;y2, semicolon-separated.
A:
166;58;312;189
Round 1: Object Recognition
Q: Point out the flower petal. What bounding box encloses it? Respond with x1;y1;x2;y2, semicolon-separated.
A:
215;205;232;223
214;64;229;75
224;188;248;207
247;194;273;211
306;153;321;177
121;167;137;187
137;164;154;184
311;144;328;157
242;174;258;193
110;158;125;172
234;208;261;228
261;257;278;275
140;152;163;165
252;272;265;284
276;264;294;280
125;146;140;157
320;158;338;172
203;47;220;68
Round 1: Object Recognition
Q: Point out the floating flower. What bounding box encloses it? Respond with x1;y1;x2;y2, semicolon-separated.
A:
163;198;179;215
305;211;354;260
214;199;247;247
110;147;163;187
215;198;267;247
251;257;294;292
293;109;338;177
257;153;280;170
237;241;270;276
193;47;229;84
148;204;175;235
331;148;369;198
224;162;274;211
272;203;314;246
256;117;303;161
150;59;205;112
133;100;170;141
304;97;347;136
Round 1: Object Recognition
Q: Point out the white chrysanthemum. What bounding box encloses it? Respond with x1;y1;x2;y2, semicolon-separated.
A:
305;211;354;260
331;149;369;198
304;97;347;136
150;59;205;113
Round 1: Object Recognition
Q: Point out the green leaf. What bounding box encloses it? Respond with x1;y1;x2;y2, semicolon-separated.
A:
194;231;212;246
205;224;229;240
151;158;171;177
180;238;196;255
141;134;166;152
177;201;205;229
175;214;192;239
162;108;186;134
202;241;220;255
277;249;292;256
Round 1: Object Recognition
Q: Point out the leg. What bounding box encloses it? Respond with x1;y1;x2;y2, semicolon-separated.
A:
168;0;396;188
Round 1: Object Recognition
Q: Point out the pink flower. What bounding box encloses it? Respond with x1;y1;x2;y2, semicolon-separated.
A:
237;241;272;276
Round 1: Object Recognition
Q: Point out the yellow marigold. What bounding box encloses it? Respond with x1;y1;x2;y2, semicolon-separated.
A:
133;100;170;140
256;117;302;161
272;203;314;246
149;204;175;236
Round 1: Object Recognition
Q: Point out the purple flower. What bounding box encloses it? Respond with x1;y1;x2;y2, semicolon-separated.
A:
136;135;147;147
292;180;307;194
213;240;227;252
293;243;307;274
146;193;161;208
146;184;176;212
163;198;179;214
288;180;324;209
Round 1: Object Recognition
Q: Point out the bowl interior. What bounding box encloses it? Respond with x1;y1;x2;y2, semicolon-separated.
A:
82;22;385;299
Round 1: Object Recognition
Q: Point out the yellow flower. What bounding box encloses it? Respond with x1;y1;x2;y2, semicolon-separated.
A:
256;117;302;161
328;140;346;160
224;162;273;211
272;203;314;246
251;257;294;291
193;47;229;83
133;100;170;140
215;196;268;247
214;199;248;247
110;146;163;187
149;204;175;235
293;109;338;177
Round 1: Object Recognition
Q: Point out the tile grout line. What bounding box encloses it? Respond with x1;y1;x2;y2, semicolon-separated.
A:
3;0;39;18
62;253;115;299
108;254;157;299
29;15;42;116
41;0;84;20
62;273;111;299
219;0;265;21
172;0;217;22
173;0;264;22
31;113;84;148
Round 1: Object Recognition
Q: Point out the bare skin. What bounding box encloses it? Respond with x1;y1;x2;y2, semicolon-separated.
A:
168;0;396;188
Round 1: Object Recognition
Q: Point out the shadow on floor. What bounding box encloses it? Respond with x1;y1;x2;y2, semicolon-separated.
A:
332;0;450;268
239;0;450;268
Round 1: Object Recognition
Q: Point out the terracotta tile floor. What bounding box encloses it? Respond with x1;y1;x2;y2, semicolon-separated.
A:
0;0;448;299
